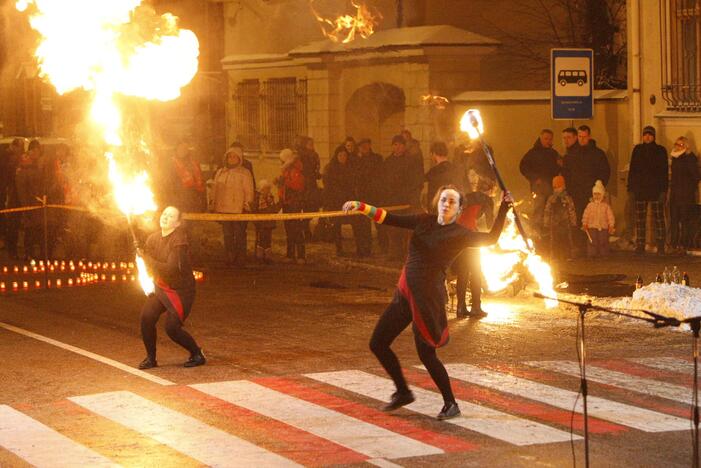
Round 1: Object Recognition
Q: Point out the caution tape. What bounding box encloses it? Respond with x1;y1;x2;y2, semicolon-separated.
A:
0;203;411;221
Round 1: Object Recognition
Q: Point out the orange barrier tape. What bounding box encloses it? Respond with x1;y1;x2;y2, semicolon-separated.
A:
0;204;412;221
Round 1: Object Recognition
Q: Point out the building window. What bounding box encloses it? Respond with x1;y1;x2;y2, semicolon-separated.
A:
661;0;701;111
232;77;307;152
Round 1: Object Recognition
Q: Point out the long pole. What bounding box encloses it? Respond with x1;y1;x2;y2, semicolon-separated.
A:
41;196;48;287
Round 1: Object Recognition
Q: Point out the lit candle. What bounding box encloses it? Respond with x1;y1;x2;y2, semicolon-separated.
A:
13;266;19;273
22;281;28;290
34;280;41;288
56;279;62;288
12;281;18;291
2;266;7;273
22;266;28;273
67;278;73;287
0;282;6;291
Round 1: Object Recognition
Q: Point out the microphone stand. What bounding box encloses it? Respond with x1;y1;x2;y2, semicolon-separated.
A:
683;317;701;468
534;293;680;468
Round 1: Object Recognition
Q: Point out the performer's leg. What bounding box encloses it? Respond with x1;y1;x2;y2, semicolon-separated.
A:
164;311;200;356
414;334;455;405
140;295;166;364
369;293;413;395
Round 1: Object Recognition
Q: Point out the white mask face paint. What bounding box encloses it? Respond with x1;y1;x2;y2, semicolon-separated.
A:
160;206;181;235
437;189;461;225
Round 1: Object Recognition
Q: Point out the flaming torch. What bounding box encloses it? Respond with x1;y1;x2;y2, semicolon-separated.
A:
310;0;380;44
17;0;199;295
460;109;557;308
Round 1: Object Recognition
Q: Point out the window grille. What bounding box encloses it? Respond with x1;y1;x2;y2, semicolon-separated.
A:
232;77;307;152
660;0;701;111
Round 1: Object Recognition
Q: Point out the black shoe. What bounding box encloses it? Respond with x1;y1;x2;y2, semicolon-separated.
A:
138;357;157;369
467;307;488;319
456;304;469;318
437;402;461;420
184;350;206;368
382;391;415;411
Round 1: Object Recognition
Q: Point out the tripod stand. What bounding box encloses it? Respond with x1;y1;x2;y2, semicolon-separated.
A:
535;293;680;468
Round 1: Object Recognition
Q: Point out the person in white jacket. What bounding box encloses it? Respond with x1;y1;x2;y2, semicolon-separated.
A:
581;180;615;257
211;148;254;266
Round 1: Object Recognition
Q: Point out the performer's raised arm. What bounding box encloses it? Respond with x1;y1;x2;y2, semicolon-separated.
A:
342;201;423;229
461;198;511;247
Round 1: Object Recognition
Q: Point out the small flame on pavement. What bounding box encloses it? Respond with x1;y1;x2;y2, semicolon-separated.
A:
310;0;380;44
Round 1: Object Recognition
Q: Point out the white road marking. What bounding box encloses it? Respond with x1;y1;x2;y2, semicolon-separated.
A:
442;363;689;432
630;357;693;375
305;370;576;446
368;458;404;468
192;380;441;459
0;322;174;386
0;405;119;467
69;391;298;467
527;360;692;405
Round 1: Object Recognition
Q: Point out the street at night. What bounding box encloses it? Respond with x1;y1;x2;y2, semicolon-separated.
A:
1;247;700;467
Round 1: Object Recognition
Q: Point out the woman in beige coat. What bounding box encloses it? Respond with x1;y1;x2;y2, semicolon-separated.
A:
211;148;254;266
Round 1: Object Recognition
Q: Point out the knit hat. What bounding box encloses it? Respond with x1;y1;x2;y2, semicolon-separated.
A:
552;175;565;190
592;179;605;195
642;126;656;137
279;148;295;165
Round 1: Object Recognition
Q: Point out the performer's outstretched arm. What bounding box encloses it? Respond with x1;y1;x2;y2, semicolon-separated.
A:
343;201;422;230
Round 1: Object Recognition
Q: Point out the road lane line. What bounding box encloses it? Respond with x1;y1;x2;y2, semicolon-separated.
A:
442;363;688;432
630;357;693;375
305;370;577;446
0;321;174;386
527;360;692;405
0;405;119;468
70;391;298;467
192;380;441;460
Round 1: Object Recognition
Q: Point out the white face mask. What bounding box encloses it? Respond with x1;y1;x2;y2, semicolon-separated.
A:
160;207;181;235
437;189;462;225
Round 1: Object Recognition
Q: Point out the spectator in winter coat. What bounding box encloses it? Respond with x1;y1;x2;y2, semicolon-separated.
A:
563;125;611;255
323;145;359;256
295;136;321;241
343;136;359;162
276;148;306;263
669;136;700;254
254;179;279;263
168;141;205;212
560;127;578;168
15;139;44;259
519;129;560;237
425;141;463;206
354;138;384;257
627;126;668;255
211;147;255;267
2;138;24;259
401;129;423;166
544;175;578;261
454;141;495;191
381;134;425;260
582;180;615;257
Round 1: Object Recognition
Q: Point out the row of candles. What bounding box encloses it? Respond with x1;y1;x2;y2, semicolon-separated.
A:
1;260;136;275
0;269;204;293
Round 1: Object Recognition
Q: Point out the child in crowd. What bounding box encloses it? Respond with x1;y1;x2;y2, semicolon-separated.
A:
255;179;279;263
543;175;577;260
581;180;615;257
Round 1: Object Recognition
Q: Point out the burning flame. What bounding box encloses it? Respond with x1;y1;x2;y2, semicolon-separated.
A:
18;0;199;295
421;94;450;110
310;0;380;44
481;212;558;308
459;109;484;140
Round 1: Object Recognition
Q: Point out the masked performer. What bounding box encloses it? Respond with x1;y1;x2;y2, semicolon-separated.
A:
343;186;511;420
137;206;205;369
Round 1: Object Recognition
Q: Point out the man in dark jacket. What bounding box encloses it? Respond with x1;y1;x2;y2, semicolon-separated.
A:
519;129;560;237
627;126;668;255
354;138;383;256
381;134;424;259
425;141;462;204
563;125;611;254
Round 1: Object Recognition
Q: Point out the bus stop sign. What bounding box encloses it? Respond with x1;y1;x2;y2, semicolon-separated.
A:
551;48;593;120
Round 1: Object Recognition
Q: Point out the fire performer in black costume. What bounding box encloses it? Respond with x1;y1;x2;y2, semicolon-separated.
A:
343;186;511;420
136;206;205;369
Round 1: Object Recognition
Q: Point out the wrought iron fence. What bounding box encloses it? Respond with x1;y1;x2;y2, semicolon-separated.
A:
232;78;307;152
661;0;701;111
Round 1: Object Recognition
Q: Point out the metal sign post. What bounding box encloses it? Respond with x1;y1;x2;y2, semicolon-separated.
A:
551;48;594;120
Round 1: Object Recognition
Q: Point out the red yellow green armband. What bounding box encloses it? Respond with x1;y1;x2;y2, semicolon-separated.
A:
356;202;387;223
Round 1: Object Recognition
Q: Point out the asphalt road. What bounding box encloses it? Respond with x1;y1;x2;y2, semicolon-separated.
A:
0;252;699;467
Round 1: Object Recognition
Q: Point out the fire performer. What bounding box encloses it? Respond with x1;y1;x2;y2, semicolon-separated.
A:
136;206;205;369
343;186;512;420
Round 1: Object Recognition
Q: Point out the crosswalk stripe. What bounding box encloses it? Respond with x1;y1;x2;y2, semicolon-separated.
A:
305;370;576;446
69;391;298;467
527;360;692;405
630;357;693;375
0;405;118;468
192;380;441;460
443;363;689;432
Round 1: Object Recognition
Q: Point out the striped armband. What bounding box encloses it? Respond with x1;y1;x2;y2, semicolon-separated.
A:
357;202;387;224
